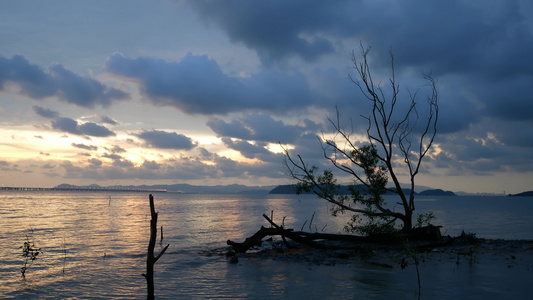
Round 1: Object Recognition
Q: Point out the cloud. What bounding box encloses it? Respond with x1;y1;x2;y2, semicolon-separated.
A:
187;0;533;76
0;55;129;107
100;115;118;125
207;113;319;144
185;0;533;131
141;160;161;170
71;143;98;151
207;118;253;140
187;0;340;64
108;145;126;153
51;117;79;134
33;105;60;119
78;122;116;137
105;53;315;115
102;153;123;161
0;160;21;172
0;55;56;97
88;158;103;167
51;117;116;137
59;155;225;182
33;104;118;138
137;129;196;150
221;138;270;159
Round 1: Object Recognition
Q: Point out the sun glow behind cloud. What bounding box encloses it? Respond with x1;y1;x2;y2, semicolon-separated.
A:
2;1;533;193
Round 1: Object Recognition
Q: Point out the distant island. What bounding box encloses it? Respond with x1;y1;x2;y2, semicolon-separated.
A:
10;183;528;196
418;189;457;196
508;191;533;197
268;184;456;196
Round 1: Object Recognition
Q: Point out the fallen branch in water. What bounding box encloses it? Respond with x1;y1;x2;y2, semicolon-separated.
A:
227;214;446;254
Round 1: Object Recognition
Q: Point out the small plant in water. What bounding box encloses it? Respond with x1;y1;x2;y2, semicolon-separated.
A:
20;229;41;279
394;243;424;297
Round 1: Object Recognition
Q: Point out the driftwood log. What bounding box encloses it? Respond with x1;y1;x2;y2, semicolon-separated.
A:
227;214;370;253
227;214;444;254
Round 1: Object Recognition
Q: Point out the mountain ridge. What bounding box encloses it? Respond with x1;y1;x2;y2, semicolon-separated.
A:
55;183;276;194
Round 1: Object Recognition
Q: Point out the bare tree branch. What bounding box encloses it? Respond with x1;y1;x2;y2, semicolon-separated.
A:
283;45;438;233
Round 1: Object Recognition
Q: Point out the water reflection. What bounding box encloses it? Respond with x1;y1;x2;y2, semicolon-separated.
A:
1;192;532;298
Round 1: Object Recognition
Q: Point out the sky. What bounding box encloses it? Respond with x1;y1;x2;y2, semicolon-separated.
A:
1;0;533;194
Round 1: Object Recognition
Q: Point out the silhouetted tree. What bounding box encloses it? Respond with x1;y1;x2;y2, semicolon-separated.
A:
284;45;438;233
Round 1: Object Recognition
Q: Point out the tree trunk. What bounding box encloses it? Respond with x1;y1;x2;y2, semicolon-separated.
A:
403;210;413;232
142;194;170;300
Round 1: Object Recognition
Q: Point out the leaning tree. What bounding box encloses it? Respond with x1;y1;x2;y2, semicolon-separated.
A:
284;45;438;234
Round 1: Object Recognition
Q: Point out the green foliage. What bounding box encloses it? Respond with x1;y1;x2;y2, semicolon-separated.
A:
297;145;398;235
344;213;399;236
415;211;435;228
341;145;396;235
352;145;388;196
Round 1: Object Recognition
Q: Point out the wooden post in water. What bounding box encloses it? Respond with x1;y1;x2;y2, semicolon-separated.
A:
142;194;170;300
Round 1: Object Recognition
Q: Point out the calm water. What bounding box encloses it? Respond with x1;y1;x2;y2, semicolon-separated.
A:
0;191;532;299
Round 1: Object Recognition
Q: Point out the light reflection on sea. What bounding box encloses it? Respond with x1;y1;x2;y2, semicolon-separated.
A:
0;191;532;299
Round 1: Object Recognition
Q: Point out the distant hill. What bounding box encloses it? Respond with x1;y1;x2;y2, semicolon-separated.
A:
269;184;355;194
418;189;456;196
55;183;276;194
508;191;533;197
269;184;300;194
269;184;416;196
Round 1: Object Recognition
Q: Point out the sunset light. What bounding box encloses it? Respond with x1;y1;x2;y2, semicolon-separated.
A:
1;1;533;194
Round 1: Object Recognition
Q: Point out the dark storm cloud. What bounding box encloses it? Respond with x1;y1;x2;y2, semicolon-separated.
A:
187;0;533;75
187;0;341;64
474;75;533;122
33;105;60;119
0;55;129;107
137;130;196;150
186;0;533;134
51;117;116;137
105;53;315;115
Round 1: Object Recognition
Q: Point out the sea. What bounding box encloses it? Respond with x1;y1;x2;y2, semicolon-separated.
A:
0;191;532;299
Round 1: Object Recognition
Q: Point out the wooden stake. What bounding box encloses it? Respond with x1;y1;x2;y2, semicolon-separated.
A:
142;194;170;300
